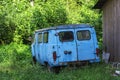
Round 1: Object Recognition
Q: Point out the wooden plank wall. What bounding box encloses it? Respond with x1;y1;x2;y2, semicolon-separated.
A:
103;0;120;61
116;0;120;61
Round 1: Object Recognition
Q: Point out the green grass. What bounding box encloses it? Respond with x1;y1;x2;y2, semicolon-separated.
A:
0;43;120;80
0;62;120;80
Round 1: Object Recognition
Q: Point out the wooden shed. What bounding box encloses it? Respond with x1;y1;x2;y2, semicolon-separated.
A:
94;0;120;61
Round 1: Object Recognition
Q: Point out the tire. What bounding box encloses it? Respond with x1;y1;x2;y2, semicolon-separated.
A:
47;64;60;74
32;56;37;64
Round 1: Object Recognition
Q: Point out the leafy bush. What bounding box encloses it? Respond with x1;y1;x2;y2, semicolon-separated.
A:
0;43;31;67
0;0;102;44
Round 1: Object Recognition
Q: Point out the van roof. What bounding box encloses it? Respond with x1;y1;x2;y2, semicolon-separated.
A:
35;24;93;32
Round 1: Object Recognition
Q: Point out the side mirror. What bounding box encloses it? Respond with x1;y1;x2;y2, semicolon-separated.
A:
28;36;33;42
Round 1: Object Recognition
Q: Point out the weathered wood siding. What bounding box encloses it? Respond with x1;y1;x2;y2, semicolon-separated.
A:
102;0;120;61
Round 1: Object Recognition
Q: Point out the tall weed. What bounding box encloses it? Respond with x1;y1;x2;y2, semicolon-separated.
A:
0;43;31;70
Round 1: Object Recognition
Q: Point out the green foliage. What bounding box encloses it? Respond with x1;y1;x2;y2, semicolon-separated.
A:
0;1;108;80
0;0;102;44
31;2;67;29
0;42;117;80
0;43;31;69
0;57;118;80
0;2;16;44
0;43;119;80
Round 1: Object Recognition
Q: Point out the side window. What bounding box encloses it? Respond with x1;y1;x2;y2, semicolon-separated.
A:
32;34;35;43
59;31;74;42
38;33;42;43
43;32;49;43
77;30;91;40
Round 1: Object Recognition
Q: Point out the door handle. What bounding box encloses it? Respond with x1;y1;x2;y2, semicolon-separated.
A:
57;55;60;58
64;51;72;54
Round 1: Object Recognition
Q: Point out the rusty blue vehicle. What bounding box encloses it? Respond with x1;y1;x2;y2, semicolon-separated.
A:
31;24;100;72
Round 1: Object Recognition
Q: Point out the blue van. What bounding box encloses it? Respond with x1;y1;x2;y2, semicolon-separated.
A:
31;24;100;71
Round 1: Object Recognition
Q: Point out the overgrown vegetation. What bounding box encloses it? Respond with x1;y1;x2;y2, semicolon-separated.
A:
0;43;31;69
0;0;110;80
0;63;117;80
0;0;102;44
0;44;120;80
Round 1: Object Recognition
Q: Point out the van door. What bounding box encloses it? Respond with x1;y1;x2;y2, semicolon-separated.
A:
57;29;77;63
33;33;39;61
42;32;49;63
75;28;95;61
36;32;49;65
37;33;43;64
